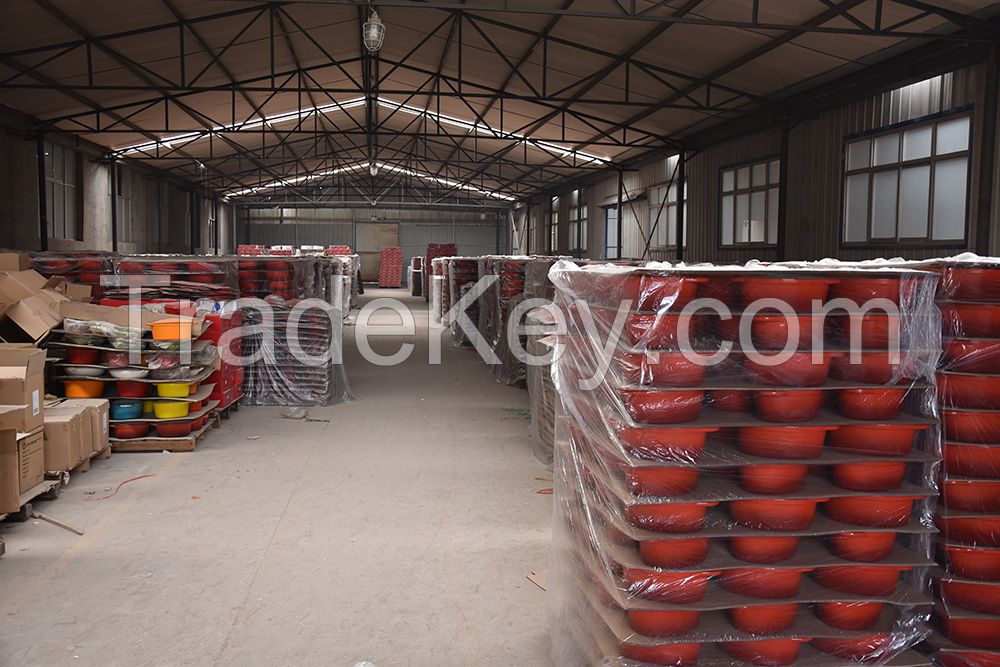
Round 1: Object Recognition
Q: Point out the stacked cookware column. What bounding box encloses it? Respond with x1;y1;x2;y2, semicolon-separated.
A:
926;259;1000;666
547;262;942;666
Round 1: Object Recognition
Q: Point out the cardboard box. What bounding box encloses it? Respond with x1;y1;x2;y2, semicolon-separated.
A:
42;409;84;472
56;398;109;455
18;429;44;491
0;253;31;272
0;427;45;513
0;346;44;432
0;296;60;343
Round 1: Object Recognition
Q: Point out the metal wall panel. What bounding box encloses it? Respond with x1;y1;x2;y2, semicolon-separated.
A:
398;222;500;268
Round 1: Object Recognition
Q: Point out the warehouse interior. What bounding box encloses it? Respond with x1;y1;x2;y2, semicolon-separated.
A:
2;1;1000;665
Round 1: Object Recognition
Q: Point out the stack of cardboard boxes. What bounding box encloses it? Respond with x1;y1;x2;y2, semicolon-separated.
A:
0;345;46;515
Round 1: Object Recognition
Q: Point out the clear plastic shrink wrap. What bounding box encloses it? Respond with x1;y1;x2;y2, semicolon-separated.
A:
546;260;944;666
526;304;562;468
447;258;481;347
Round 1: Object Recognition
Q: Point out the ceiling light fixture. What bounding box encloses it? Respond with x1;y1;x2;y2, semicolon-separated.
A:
362;8;385;52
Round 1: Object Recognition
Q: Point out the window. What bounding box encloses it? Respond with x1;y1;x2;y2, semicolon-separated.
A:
843;113;971;245
567;189;588;256
548;196;559;253
43;141;82;240
720;158;780;247
649;180;687;248
115;164;133;244
604;206;619;259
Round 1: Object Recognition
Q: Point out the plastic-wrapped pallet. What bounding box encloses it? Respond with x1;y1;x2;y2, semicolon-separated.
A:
547;260;944;667
236;256;317;300
30;250;116;299
526;304;561;468
424;243;456;301
447;257;481;347
430;258;445;324
379;246;403;288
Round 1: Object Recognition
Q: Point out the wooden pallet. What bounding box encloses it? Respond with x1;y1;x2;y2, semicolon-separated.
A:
215;396;243;420
2;477;65;523
110;414;220;453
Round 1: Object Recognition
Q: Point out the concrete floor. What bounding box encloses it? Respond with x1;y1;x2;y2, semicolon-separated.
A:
0;288;553;666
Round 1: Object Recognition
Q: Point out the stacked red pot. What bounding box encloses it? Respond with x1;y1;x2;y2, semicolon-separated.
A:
923;259;1000;666
548;263;942;666
378;246;403;288
423;243;456;302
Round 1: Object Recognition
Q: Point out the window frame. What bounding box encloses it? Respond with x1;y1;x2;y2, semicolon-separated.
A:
567;188;588;257
43;141;83;241
548;196;559;254
839;107;974;249
648;179;687;250
604;205;619;259
718;156;781;250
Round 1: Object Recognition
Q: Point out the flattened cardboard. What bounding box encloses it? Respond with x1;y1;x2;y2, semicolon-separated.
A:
54;366;214;385
0;296;60;343
601;403;936;430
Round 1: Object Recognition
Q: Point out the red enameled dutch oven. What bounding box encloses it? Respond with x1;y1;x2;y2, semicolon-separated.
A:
938;615;1000;649
615;425;718;461
720;567;813;598
617;275;707;312
830;532;897;562
723;638;811;666
620;642;701;666
626;609;702;637
940;544;1000;581
828;423;927;456
824;495;921;527
742;351;839;387
67;347;100;365
613;312;708;348
738;425;837;459
155;421;193;437
752;389;823;423
945;443;1000;478
111;423;150;439
620;390;704;424
626;466;699;496
944;408;1000;443
187;273;218;284
812;634;894;661
709;389;751;412
627;501;718;533
729;498;827;530
829;312;901;347
614;351;706;387
817;601;883;630
739;464;809;495
700;276;734;302
832;461;907;492
750;314;821;349
622;567;720;603
942;303;1000;337
814;565;911;596
941;266;1000;301
936;516;1000;547
944;338;1000;374
238;260;259;270
639;538;710;568
735;276;839;311
730;536;800;564
829;276;901;305
116;381;149;398
830;351;911;385
939;577;1000;615
837;387;907;420
943;479;1000;512
940;372;1000;410
729;603;799;634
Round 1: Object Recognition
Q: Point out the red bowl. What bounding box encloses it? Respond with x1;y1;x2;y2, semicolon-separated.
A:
620;642;701;665
626;466;699;496
937;651;1000;667
812;634;893;661
615;426;718;461
621;390;704;424
116;380;149;398
828;423;927;456
720;567;813;598
817;601;883;630
940;545;1000;580
188;400;204;413
626;609;702;637
814;565;910;596
939;579;1000;614
190;416;206;430
832;461;907;492
730;536;800;564
618;275;706;312
753;389;823;423
709;389;751;412
739;464;809;494
187;273;219;284
701;276;734;302
265;269;293;280
239;280;259;292
830;277;901;304
729;498;827;530
738;425;837;459
111;423;150;439
943;303;1000;337
936;516;1000;547
155;421;193;437
830;532;897;562
735;276;839;311
238;260;259;270
77;272;101;284
945;443;1000;478
729;603;798;634
838;388;907;420
617;312;708;348
829;313;901;347
269;279;292;290
639;538;710;568
824;495;920;527
944;409;1000;443
942;267;1000;301
614;351;706;387
627;502;718;533
742;352;839;387
622;568;720;603
66;347;100;365
940;372;1000;410
945;338;1000;373
939;615;1000;649
151;262;180;272
944;479;1000;512
751;314;820;349
723;638;811;666
830;351;911;385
